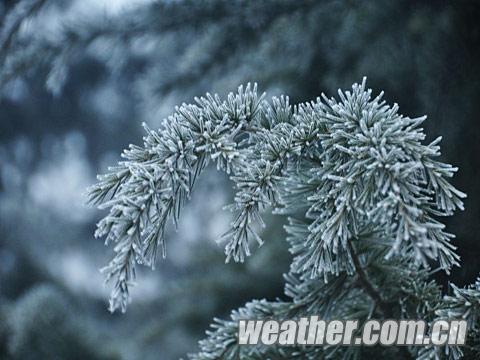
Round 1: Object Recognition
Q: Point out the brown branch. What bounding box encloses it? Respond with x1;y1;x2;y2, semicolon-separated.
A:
348;239;413;359
348;239;392;317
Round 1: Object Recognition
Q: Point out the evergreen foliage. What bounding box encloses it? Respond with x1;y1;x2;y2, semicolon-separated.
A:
89;79;479;358
2;0;480;358
6;284;116;360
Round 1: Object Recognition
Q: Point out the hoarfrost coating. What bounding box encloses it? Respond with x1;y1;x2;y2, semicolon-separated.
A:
89;79;463;311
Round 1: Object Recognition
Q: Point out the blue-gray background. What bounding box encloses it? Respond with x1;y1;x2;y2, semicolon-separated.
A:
0;1;479;359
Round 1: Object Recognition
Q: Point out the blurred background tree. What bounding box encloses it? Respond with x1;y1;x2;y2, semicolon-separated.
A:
0;0;479;359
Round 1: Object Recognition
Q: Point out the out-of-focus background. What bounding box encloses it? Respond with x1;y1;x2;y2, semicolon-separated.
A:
0;0;479;359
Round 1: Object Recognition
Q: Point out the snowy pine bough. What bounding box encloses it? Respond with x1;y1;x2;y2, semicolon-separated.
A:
89;79;480;359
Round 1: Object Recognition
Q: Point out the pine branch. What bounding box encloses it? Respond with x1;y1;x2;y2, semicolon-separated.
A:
89;79;469;359
347;239;390;317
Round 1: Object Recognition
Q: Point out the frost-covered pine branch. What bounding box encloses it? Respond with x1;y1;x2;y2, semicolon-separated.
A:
90;79;477;358
88;83;270;311
419;278;480;359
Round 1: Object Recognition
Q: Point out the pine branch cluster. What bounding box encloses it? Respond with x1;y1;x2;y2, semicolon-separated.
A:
89;79;479;359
